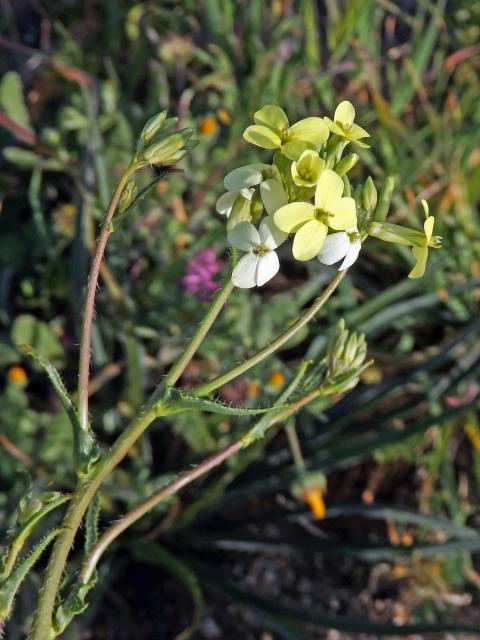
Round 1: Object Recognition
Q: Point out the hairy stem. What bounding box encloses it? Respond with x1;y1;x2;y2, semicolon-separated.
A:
79;387;323;583
77;166;134;433
30;399;161;639
165;250;237;387
194;270;347;397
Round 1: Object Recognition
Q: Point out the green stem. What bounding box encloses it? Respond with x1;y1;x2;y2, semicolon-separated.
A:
79;386;324;584
165;250;237;387
29;400;162;639
285;422;305;472
194;270;347;397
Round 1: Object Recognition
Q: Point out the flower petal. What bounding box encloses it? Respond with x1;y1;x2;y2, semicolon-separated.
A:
227;221;260;251
224;164;268;191
409;246;428;279
216;191;237;216
274;202;315;233
324;117;344;137
254;105;289;132
292;219;327;261
317;232;349;265
232;253;259;288
256;251;280;286
329;197;357;230
259;217;287;249
339;239;361;270
349;123;370;139
424;216;434;242
314;169;344;210
334;101;355;125
260;178;288;216
281;139;315;160
226;195;252;230
289;117;329;145
243;125;281;149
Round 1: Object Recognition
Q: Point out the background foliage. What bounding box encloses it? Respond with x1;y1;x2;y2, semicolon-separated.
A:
1;1;479;638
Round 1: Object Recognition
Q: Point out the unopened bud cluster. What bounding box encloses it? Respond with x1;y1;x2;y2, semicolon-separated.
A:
324;319;368;394
135;110;195;167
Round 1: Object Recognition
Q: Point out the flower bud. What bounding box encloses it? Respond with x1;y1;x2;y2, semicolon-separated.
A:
118;180;138;214
362;176;377;212
374;175;395;221
334;153;359;177
139;111;168;144
141;128;193;165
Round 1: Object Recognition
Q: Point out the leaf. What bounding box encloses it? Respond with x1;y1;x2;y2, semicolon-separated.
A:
84;496;100;554
159;387;286;417
18;343;97;472
0;72;32;131
1;494;69;582
0;529;61;621
2;147;64;171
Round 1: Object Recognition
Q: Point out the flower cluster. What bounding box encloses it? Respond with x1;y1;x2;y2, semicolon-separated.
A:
216;102;441;288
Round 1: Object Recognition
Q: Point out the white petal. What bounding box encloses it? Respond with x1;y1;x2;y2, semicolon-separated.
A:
256;251;279;286
240;187;254;200
232;253;259;288
339;239;361;270
259;217;287;249
260;178;288;216
317;232;349;265
227;221;260;251
224;164;268;191
216;191;238;216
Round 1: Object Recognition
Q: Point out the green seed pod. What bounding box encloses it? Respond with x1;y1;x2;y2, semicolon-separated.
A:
142;128;193;165
118;180;138;214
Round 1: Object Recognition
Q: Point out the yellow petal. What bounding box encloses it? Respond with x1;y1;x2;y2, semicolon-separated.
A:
409;246;428;278
292;219;327;261
329;197;357;230
274;202;315;232
424;216;434;242
315;169;344;210
289;117;329;145
334;101;355;125
243;125;281;149
253;105;289;132
324;117;344;136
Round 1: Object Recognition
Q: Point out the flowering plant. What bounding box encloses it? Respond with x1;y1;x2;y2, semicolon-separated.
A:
0;102;442;639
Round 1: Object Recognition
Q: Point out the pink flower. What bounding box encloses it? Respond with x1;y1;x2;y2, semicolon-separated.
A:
181;249;224;298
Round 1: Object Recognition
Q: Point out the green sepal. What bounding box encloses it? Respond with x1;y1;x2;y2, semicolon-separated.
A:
0;528;62;622
17;343;97;475
157;387;286;418
250;188;264;225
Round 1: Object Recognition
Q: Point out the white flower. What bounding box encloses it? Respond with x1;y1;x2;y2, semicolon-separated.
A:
222;162;288;217
317;227;361;271
215;188;253;218
228;218;287;288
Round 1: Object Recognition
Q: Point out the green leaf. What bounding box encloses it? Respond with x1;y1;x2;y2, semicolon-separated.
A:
2;147;64;171
0;529;62;621
18;343;97;472
159;387;285;417
0;72;32;131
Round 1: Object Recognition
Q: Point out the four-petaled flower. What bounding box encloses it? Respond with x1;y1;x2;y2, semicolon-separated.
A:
291;150;325;187
228;218;287;288
243;105;329;160
318;227;362;271
324;101;370;148
274;169;357;261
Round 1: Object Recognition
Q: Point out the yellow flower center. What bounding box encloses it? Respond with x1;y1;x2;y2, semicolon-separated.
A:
252;242;269;256
280;128;290;143
299;168;312;181
314;208;331;224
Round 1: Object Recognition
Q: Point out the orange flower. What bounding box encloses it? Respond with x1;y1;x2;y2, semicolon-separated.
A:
199;115;218;136
8;366;27;385
216;108;231;125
